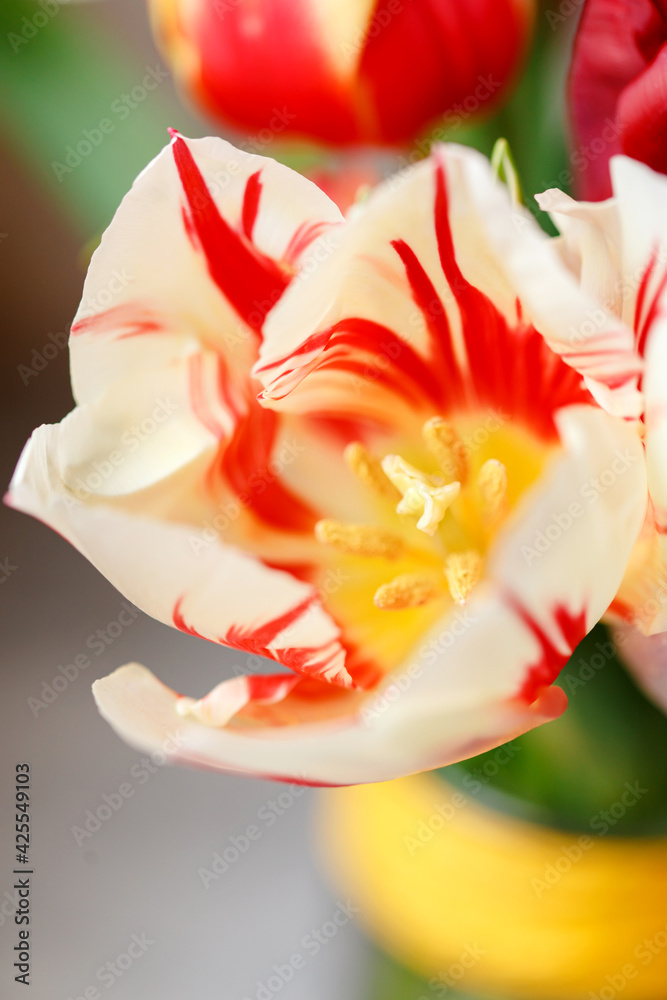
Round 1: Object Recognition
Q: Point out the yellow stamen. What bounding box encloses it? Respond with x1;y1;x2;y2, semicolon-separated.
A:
478;459;508;524
373;573;442;610
444;550;483;605
315;519;405;559
422;416;469;484
382;454;460;536
344;441;400;500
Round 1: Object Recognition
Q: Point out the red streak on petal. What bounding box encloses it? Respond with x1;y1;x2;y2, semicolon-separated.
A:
70;306;162;339
262;560;315;584
255;328;332;375
241;171;263;241
284;219;337;267
218;400;316;532
245;673;300;703
258;315;442;412
173;596;208;639
216;352;241;420
224;592;317;652
188;354;225;439
510;598;588;705
337;637;384;691
170;134;289;332
634;248;658;340
607;596;636;622
431;160;593;436
173;593;350;687
324;317;443;407
635;250;667;366
222;594;351;687
254;773;347;788
391;237;463;406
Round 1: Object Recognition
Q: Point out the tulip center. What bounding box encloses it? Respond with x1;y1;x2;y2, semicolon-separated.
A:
315;416;515;613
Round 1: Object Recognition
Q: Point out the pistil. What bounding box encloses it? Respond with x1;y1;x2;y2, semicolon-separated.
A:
381;455;460;536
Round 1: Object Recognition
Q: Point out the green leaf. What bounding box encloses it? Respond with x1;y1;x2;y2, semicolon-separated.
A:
442;625;667;834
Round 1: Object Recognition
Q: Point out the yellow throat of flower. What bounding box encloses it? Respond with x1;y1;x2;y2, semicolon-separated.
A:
315;412;550;673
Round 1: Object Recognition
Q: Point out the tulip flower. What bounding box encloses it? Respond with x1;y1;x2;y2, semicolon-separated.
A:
568;0;667;200
533;156;667;711
149;0;534;146
8;133;648;785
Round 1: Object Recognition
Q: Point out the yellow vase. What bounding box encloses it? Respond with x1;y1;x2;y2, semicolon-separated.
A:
319;775;667;999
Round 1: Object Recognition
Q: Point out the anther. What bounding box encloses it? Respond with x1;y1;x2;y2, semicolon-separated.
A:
478;459;508;524
373;573;442;610
444;550;483;605
315;519;405;559
422;417;469;484
344;441;400;500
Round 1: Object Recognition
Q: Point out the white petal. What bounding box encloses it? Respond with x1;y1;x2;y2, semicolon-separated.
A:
610;155;667;345
612;625;667;714
534;188;623;318
489;405;646;647
256;143;640;425
8;438;350;687
69;133;342;405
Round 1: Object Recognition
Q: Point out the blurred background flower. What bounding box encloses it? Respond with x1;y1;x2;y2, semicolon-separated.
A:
148;0;535;146
569;0;667;199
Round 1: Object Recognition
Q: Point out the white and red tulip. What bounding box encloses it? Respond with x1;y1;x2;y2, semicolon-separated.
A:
535;157;667;709
8;133;652;785
149;0;534;146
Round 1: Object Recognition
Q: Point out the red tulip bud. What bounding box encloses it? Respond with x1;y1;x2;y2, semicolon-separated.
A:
150;0;534;146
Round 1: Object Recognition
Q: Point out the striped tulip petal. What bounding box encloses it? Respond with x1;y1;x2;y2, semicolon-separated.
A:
8;137;652;784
